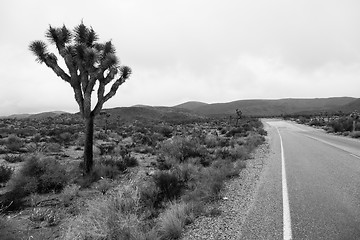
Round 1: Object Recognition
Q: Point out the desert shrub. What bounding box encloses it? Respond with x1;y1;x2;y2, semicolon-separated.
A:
215;147;232;160
173;163;199;185
158;201;194;240
245;134;265;150
82;154;137;182
153;170;185;202
98;143;115;155
133;132;153;146
95;131;109;141
2;157;68;210
94;162;121;180
95;178;113;195
211;159;245;178
61;184;80;207
4;154;24;163
309;118;325;127
76;133;85;146
102;156;127;172
134;145;155;154
43;142;62;152
258;128;267;136
123;154;139;167
229;145;250;161
183;166;229;203
328;118;353;132
225;127;245;137
220;128;227;135
156;155;177;170
5;135;24;152
160;136;208;163
139;180;162;217
350;131;360;138
26;142;38;152
155;125;173;138
0;164;13;184
204;134;219;148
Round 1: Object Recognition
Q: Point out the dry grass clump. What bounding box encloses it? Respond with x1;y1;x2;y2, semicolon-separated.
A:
63;186;157;240
157;201;195;240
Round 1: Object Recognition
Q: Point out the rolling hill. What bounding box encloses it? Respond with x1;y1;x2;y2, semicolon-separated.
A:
174;101;208;110
3;111;68;119
174;97;358;117
99;106;206;123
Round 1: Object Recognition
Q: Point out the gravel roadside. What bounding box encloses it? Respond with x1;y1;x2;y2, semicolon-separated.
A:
181;141;271;240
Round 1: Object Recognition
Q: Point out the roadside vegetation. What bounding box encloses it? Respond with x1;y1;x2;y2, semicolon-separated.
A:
283;110;360;138
0;114;266;239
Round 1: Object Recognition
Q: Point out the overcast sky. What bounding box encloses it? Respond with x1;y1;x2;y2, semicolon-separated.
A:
1;0;360;115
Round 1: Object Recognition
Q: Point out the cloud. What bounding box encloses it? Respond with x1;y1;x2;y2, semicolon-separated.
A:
1;0;360;115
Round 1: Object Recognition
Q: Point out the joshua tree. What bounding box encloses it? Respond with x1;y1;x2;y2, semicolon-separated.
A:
29;22;131;174
350;110;359;132
235;109;242;127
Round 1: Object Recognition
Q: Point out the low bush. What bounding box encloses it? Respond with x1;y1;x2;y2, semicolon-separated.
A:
104;156;127;171
138;180;161;213
98;143;115;155
123;154;139;167
182;160;244;204
61;184;80;207
350;131;360;138
225;127;245;137
2;157;68;210
5;135;24;152
153;170;185;202
204;134;219;148
3;154;23;164
156;155;177;170
258;128;267;136
245;134;265;151
229;145;250;161
0;165;13;184
160;136;208;163
95;178;113;195
43;142;62;152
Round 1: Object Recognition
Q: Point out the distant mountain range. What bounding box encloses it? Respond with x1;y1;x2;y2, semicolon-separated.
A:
1;97;359;120
173;97;359;117
2;111;68;119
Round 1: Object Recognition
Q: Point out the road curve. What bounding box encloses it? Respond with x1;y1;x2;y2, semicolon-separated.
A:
240;119;360;240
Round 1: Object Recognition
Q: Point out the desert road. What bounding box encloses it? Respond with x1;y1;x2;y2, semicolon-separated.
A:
240;120;360;240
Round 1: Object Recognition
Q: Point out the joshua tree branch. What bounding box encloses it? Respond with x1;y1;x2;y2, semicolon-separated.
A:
92;81;106;116
43;54;71;83
103;76;126;103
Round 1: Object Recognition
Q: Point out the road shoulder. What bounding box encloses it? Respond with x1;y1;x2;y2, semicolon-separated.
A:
181;141;270;239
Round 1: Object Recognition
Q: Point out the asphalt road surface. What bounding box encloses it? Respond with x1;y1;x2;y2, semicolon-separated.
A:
240;119;360;240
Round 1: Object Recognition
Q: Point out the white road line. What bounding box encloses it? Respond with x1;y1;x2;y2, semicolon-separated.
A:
350;154;360;160
277;127;293;240
307;135;360;160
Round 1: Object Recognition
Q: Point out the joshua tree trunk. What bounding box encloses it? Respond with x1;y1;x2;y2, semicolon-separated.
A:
353;120;356;132
84;115;94;173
